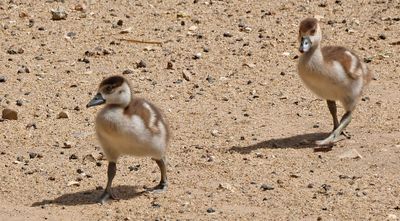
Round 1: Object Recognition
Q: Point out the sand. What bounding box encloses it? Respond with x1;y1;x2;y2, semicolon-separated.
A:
0;0;399;220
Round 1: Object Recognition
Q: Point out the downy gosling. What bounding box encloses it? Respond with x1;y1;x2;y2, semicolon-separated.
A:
297;17;372;145
87;75;170;203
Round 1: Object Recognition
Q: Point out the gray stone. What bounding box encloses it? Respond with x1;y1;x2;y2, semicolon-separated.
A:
338;149;362;159
260;184;274;191
51;8;68;20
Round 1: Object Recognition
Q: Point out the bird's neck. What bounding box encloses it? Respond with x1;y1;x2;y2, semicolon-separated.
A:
301;44;323;65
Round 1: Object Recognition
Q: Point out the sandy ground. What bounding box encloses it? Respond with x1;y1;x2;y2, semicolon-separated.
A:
0;0;400;220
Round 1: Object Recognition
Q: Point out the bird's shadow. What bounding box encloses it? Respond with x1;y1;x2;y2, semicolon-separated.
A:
31;185;145;207
229;132;334;154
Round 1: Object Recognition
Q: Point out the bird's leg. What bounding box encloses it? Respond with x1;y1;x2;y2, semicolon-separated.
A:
148;157;168;193
327;100;351;138
327;100;339;130
336;111;352;139
316;111;352;146
99;161;117;204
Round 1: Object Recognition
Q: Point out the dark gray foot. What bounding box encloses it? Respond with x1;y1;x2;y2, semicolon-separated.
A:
316;111;352;146
147;182;168;193
98;190;118;204
341;131;351;139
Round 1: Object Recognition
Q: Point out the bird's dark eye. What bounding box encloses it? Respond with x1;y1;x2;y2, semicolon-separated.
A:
310;29;316;35
105;86;113;93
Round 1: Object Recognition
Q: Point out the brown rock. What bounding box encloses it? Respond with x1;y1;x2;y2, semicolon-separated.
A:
74;3;87;12
63;141;73;149
57;111;69;119
2;108;18;120
182;70;191;81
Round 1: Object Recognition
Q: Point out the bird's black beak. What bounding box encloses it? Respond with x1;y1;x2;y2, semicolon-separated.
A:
86;93;105;108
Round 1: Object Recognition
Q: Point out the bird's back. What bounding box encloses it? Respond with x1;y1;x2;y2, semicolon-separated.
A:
321;46;372;85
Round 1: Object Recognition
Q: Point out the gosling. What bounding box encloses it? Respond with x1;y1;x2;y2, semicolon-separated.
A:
87;75;170;203
297;17;372;145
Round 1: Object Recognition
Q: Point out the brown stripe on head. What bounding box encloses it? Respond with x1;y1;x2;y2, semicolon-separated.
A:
99;75;134;98
299;17;318;34
100;75;126;88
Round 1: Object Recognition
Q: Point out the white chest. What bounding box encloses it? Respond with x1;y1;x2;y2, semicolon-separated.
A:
298;55;347;101
95;108;166;159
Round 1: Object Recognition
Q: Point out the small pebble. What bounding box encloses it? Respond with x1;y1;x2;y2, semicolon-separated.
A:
29;152;38;159
82;154;96;163
218;183;235;192
193;52;202;59
211;129;219;137
25;122;37;129
17;66;30;74
57;111;69;119
361;96;370;101
206;208;215;213
128;164;140;171
74;3;87;12
378;34;386;40
206;75;214;84
51;8;68;20
321;184;331;192
122;69;134;75
167;61;174;70
7;47;24;55
63;141;73;149
243;27;252;32
16;100;23;106
0;76;6;83
260;184;274;191
67;180;80;187
182;70;191;81
223;32;233;37
66;32;76;38
28;19;35;27
151;202;161;208
78;57;90;63
188;25;197;31
137;60;147;68
69;154;78;160
19;11;28;18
